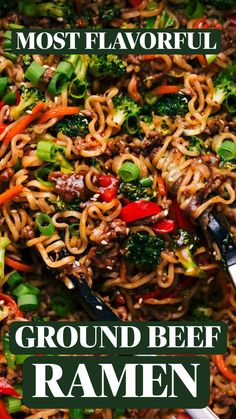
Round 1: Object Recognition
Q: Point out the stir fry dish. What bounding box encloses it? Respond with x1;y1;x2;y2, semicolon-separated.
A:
0;0;236;418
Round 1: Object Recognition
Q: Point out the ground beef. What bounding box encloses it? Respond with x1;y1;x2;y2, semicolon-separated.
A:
212;387;236;406
89;243;120;270
222;24;236;50
203;172;225;198
48;171;89;202
0;168;14;182
41;67;55;84
91;219;128;244
21;224;36;240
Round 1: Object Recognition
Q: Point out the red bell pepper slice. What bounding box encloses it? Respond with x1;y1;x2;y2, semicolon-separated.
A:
120;201;162;223
0;377;21;398
99;175;113;188
0;122;7;134
0;400;12;419
152;219;174;234
176;414;192;419
99;175;118;203
0;293;23;317
128;0;143;7
0;101;5;110
100;187;118;203
171;198;193;231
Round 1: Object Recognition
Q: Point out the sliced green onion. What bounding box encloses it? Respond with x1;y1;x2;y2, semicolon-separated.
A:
37;141;58;162
35;166;53;187
139;176;153;187
56;61;74;79
2;333;15;369
47;72;68;95
205;54;217;65
52;295;70;317
3;31;12;40
64;54;79;68
17;293;39;311
218;140;236;161
7;24;25;30
225;92;236;115
0;77;8;97
4;396;21;414
125;113;139;135
2;92;17;105
69;223;80;237
7;272;22;289
83;409;95;415
25;61;46;85
56;152;74;174
185;0;205;19
15;354;31;365
69;409;85;419
3;52;17;62
3;39;12;51
35;213;55;236
69;77;87;99
118;162;141;182
12;283;40;297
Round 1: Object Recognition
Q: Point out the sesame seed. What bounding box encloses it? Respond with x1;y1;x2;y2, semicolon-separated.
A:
101;240;108;245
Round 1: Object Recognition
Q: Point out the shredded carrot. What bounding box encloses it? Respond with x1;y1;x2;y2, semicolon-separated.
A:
197;55;207;67
193;16;208;28
0;185;24;206
157;175;167;196
154;85;180;95
5;257;34;273
4;101;46;145
142;55;158;61
213;354;236;383
120;258;126;283
38;106;80;124
0;293;23;318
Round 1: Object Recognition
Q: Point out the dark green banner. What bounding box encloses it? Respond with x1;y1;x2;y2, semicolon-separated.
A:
10;321;227;354
11;29;221;55
23;355;210;408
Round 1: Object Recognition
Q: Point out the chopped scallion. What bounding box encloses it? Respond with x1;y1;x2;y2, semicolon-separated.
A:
4;396;21;414
35;166;53;187
37;141;58;162
125;113;139;135
139;176;152;187
118;162;140;182
56;61;74;79
218;140;236;161
52;295;70;316
7;271;22;289
17;293;39;311
35;213;55;236
2;92;17;105
12;283;40;297
25;61;46;85
0;77;8;97
47;72;68;95
69;77;87;99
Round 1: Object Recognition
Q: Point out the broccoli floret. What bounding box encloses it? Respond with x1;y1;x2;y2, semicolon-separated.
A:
35;0;74;22
10;87;45;120
113;95;141;127
187;136;203;154
207;0;235;9
49;195;80;211
0;235;10;284
124;232;164;265
98;4;120;25
0;0;17;17
89;55;127;80
172;229;206;278
52;114;90;138
153;93;189;117
22;54;33;67
212;72;234;105
192;305;213;320
119;181;155;201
